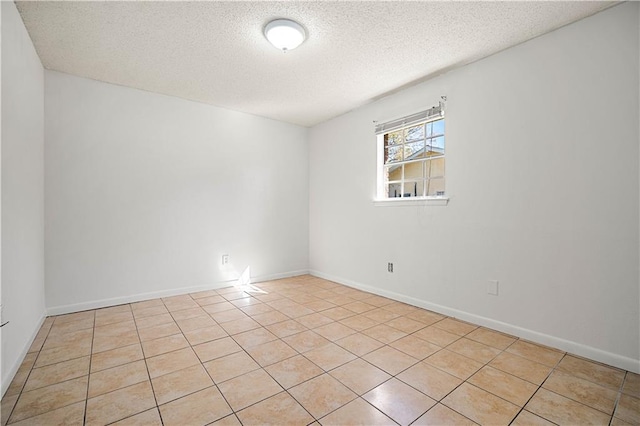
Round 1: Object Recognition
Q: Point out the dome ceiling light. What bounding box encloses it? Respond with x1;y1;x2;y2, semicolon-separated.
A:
264;19;306;53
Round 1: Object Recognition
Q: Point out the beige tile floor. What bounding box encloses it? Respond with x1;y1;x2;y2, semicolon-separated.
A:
2;275;639;425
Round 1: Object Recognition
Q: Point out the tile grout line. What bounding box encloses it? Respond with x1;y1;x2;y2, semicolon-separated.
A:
187;290;250;426
395;331;526;424
268;296;487;424
220;299;312;423
232;289;329;423
213;288;353;423
299;297;445;423
505;350;564;426
400;352;485;422
260;300;442;423
133;301;165;426
5;277;637;426
608;370;626;426
520;350;624;425
8;320;90;423
83;310;96;426
4;317;55;425
537;354;625;423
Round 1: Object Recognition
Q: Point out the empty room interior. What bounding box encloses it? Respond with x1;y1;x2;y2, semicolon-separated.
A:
1;1;639;425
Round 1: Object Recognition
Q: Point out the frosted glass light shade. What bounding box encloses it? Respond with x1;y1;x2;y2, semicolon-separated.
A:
264;19;306;52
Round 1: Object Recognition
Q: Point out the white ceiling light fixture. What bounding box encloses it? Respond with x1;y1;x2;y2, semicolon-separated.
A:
264;18;306;53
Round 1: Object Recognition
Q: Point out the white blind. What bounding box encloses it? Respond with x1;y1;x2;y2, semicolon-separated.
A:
374;104;443;135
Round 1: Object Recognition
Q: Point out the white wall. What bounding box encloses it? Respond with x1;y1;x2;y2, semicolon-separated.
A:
1;1;46;393
1;0;3;395
45;71;309;313
1;0;3;397
309;2;639;372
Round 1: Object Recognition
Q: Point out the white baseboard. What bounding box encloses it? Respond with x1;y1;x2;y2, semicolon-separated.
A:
46;269;310;316
2;312;47;397
309;270;640;374
47;281;236;316
252;269;309;284
7;270;308;396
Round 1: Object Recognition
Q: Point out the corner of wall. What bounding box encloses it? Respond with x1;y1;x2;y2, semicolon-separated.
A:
1;0;47;397
1;312;46;397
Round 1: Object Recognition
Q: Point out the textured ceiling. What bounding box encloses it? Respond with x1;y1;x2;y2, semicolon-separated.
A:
16;1;615;127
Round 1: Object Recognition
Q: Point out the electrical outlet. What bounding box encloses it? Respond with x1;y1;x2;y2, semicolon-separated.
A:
487;280;499;296
387;262;394;273
222;254;229;265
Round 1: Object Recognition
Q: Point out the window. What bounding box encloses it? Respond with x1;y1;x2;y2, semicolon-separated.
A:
376;104;446;202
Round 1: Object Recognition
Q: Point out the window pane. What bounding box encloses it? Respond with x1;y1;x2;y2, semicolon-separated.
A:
385;146;403;164
402;180;424;197
403;161;424;180
405;123;425;143
385;130;403;147
404;141;424;160
427;136;445;154
386;165;402;182
427;157;445;178
387;182;402;198
426;178;445;196
431;119;445;136
380;117;445;200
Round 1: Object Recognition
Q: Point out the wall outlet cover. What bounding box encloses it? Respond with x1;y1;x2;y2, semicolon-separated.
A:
487;280;499;296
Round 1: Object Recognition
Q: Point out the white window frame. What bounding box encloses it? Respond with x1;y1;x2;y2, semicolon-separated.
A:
374;103;449;207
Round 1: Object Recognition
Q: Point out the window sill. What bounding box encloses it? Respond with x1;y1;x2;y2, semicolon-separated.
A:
373;197;449;207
